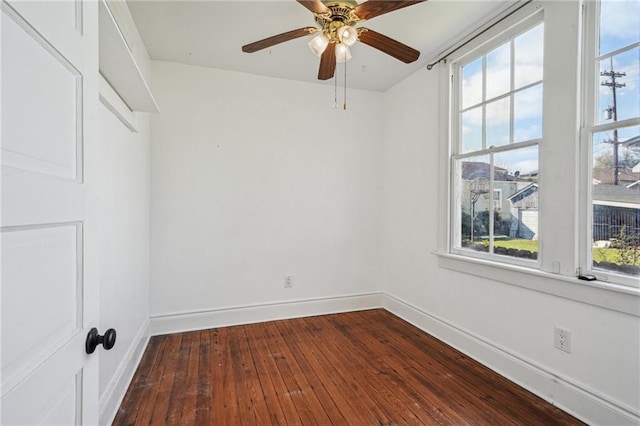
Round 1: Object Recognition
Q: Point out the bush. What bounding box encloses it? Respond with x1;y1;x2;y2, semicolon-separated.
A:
461;210;510;241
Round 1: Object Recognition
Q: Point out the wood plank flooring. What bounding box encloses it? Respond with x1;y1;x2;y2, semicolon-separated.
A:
113;309;584;425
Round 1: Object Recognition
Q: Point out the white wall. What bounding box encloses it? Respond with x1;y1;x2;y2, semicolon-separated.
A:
150;61;384;321
381;63;640;424
96;98;151;423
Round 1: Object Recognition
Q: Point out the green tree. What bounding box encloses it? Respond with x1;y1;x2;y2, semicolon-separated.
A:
594;148;639;169
612;225;640;266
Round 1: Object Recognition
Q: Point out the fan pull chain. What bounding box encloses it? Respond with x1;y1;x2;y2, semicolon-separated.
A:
333;67;339;109
343;59;347;110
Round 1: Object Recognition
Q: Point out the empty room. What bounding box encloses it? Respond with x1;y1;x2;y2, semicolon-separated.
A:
1;0;639;424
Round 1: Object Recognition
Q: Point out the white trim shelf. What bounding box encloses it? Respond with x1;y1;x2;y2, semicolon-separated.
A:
98;0;159;113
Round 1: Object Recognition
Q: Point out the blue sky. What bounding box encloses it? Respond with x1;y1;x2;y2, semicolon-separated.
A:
594;0;639;167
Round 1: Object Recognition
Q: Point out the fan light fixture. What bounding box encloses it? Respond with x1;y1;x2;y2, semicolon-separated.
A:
308;33;330;57
308;26;356;62
337;26;358;46
335;43;351;63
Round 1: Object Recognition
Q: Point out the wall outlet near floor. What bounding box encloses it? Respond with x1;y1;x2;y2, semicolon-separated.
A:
554;327;571;353
284;275;293;288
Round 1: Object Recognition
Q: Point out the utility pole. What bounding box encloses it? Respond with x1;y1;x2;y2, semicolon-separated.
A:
601;58;626;185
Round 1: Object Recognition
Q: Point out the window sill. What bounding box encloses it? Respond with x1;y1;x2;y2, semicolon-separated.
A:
435;252;640;317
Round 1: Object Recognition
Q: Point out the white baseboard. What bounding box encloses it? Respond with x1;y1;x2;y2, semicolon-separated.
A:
99;319;150;426
382;293;640;426
149;292;384;336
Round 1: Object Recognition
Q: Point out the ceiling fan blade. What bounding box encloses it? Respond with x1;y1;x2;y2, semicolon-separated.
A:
318;44;336;80
354;0;426;21
358;28;420;63
297;0;329;14
242;27;316;53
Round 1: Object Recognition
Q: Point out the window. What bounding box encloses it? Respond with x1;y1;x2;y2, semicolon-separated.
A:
493;188;502;212
439;0;638;307
583;0;640;284
451;16;543;264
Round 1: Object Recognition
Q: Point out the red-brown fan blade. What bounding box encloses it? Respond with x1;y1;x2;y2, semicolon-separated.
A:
297;0;329;14
242;27;316;53
318;44;336;80
358;28;420;63
354;0;426;21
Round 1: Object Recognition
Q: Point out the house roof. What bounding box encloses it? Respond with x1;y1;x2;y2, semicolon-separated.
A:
592;183;640;207
462;162;515;181
462;161;538;183
508;183;538;200
508;183;539;209
593;168;639;184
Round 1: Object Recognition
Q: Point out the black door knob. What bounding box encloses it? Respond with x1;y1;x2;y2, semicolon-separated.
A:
85;328;117;354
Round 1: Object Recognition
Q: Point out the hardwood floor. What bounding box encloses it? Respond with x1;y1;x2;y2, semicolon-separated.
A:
113;309;583;425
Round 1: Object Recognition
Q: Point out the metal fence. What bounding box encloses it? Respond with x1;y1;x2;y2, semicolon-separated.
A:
593;205;640;242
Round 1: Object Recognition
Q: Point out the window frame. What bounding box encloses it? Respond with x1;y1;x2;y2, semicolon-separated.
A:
449;11;544;268
580;0;640;288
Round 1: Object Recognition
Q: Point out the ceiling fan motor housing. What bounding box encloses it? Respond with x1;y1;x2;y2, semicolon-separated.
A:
315;1;361;41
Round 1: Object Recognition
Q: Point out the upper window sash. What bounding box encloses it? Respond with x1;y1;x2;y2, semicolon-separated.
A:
452;14;545;157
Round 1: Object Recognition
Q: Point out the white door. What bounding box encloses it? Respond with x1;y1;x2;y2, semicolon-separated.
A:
1;0;99;424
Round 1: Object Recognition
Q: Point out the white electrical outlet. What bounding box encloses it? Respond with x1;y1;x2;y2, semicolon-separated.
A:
284;275;293;288
554;327;571;353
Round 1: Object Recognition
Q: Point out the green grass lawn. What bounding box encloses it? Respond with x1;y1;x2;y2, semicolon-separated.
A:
473;238;639;266
593;248;640;266
476;239;539;252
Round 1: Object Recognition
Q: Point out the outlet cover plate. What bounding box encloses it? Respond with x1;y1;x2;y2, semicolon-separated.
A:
554;327;571;353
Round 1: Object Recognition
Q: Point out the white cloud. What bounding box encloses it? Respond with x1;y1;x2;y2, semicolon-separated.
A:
600;0;640;46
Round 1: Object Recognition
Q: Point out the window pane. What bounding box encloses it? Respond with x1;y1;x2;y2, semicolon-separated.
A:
592;126;640;277
598;47;640;125
599;0;640;56
514;23;544;89
486;97;510;147
493;146;540;259
514;84;543;142
462;57;483;109
458;155;490;249
486;42;511;100
461;106;483;153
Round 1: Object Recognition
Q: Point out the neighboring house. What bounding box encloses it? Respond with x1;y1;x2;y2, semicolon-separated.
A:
591;166;639;241
508;183;539;239
460;161;539;239
592;181;640;241
622;134;640;150
461;164;640;242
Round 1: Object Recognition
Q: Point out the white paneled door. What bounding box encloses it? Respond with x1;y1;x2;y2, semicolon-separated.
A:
1;1;99;424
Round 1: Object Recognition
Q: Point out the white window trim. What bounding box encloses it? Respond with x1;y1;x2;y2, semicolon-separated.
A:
436;0;640;316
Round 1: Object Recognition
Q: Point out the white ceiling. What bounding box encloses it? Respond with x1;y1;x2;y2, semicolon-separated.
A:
128;0;514;92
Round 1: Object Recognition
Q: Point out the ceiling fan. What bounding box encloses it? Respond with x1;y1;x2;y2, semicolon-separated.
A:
242;0;426;80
